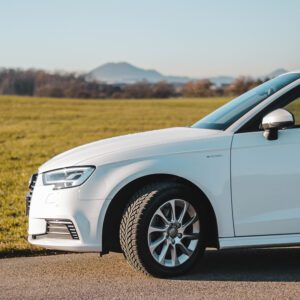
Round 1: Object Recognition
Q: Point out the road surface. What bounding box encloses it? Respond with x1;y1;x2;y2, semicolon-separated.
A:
1;248;300;299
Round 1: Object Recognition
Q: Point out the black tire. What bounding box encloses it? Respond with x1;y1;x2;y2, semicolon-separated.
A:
119;182;206;277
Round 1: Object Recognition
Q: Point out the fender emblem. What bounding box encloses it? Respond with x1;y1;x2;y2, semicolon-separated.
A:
206;154;223;158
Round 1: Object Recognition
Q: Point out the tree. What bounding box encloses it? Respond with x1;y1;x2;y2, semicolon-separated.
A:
182;80;213;97
225;77;261;96
151;81;175;98
122;81;152;99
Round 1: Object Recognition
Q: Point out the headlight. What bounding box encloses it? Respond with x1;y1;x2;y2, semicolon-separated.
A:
42;166;95;189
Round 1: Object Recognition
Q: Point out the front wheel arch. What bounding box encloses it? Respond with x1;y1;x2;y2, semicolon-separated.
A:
101;174;219;253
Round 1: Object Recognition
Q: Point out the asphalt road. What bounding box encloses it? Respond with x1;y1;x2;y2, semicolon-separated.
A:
1;248;300;299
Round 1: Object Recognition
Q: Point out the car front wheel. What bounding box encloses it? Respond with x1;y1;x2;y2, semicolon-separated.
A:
120;182;206;277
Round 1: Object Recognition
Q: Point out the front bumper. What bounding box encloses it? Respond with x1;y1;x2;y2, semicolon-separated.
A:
27;174;105;252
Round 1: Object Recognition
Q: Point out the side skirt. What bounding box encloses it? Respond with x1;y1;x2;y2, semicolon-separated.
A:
219;234;300;249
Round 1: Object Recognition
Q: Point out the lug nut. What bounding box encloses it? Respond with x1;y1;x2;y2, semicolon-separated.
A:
177;233;182;238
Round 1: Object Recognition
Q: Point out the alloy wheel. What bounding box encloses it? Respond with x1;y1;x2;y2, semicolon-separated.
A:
147;199;200;267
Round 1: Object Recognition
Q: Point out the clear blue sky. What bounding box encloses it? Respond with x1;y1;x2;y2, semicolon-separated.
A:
0;0;299;77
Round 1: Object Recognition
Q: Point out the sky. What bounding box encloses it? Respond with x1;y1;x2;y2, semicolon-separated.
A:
0;0;299;78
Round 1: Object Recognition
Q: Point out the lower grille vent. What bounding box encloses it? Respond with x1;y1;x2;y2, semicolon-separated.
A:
26;173;38;215
47;219;79;240
35;219;79;240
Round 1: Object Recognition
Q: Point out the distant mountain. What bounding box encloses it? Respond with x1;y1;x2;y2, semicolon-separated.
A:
86;62;193;84
86;62;237;85
87;62;162;83
86;62;290;86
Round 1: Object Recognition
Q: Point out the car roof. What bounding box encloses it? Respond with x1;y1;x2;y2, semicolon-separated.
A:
283;70;300;75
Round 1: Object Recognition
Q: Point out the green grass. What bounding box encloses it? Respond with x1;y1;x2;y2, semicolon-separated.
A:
0;95;230;255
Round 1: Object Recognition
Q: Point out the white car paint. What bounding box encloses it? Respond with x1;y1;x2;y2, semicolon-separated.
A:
232;128;300;236
28;72;300;254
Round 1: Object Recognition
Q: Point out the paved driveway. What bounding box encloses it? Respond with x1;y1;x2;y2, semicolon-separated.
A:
1;248;300;299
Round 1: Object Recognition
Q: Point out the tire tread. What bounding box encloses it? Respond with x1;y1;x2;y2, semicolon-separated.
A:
120;182;174;276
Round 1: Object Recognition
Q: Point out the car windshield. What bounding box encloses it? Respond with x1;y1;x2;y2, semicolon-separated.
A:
192;73;300;130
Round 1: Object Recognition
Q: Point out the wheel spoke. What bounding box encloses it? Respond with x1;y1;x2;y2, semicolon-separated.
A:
155;208;170;225
170;244;179;266
169;200;176;222
182;233;200;240
149;236;166;254
178;201;189;224
182;214;199;231
177;242;193;257
158;241;170;264
148;225;166;234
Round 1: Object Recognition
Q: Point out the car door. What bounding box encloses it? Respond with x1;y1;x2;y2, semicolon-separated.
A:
231;94;300;236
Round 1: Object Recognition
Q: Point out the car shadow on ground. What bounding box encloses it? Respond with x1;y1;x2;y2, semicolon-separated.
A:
176;247;300;282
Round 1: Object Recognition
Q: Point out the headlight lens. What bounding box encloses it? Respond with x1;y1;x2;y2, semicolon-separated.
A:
42;166;95;189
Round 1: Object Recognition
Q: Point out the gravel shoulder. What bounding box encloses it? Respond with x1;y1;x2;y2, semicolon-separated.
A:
1;248;300;299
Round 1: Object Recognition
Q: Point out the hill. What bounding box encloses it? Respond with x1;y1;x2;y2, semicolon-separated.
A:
86;62;193;84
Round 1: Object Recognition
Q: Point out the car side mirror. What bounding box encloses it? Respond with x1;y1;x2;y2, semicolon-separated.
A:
261;109;295;140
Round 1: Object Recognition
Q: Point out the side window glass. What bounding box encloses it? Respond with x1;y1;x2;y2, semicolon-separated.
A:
284;97;300;126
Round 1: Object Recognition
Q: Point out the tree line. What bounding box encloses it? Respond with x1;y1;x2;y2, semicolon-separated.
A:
0;68;265;99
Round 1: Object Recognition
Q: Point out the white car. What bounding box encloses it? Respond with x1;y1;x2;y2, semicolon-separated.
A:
28;72;300;277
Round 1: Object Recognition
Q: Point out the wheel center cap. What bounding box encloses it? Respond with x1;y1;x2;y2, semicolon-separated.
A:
168;227;178;238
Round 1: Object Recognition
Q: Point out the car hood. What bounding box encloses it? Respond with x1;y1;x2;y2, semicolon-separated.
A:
39;127;225;173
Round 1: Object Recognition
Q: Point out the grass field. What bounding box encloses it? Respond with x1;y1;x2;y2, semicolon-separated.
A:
0;95;230;256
